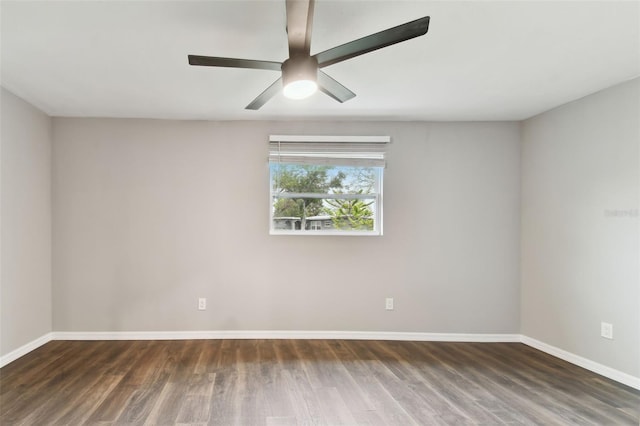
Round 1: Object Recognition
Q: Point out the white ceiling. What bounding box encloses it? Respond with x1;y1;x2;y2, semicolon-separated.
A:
1;1;638;121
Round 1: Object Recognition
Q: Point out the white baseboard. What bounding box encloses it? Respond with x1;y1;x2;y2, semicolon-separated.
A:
521;335;640;390
3;331;638;391
52;330;521;342
0;332;54;368
1;331;518;368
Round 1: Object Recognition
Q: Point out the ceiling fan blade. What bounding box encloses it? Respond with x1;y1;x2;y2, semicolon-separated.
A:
317;71;356;103
246;77;283;110
188;55;282;71
314;16;430;68
285;0;315;56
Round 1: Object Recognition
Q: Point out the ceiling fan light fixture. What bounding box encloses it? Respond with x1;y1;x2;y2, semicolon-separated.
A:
282;56;318;100
283;79;317;99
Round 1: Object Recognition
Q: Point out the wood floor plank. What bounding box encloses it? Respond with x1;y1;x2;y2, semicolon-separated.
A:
265;415;298;426
142;381;178;426
235;341;269;425
328;341;424;425
350;340;470;424
323;340;377;414
407;342;555;423
0;341;101;421
148;340;204;424
460;342;635;424
206;341;242;425
496;342;639;419
87;342;160;423
0;340;72;388
435;342;595;424
51;372;125;426
412;342;547;425
279;368;322;424
1;339;638;425
3;341;129;425
315;386;359;425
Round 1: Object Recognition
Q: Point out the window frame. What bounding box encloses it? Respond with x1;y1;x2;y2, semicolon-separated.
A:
269;135;387;237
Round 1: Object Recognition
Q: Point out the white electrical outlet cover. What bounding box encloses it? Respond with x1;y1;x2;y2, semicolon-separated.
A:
601;322;613;339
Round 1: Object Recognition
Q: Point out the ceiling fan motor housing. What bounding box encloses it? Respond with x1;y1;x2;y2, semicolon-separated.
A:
282;55;319;87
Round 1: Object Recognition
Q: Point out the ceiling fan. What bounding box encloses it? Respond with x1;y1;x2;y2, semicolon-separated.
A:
188;0;430;110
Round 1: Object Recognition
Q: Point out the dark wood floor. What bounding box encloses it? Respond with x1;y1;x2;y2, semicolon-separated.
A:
1;339;638;425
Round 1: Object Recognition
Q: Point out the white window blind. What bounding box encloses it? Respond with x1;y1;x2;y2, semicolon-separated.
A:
269;135;389;168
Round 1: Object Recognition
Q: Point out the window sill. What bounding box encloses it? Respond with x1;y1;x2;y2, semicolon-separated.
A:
269;230;382;237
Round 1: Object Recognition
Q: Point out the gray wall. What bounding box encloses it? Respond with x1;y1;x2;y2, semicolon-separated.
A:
52;119;521;333
1;88;52;358
4;79;638;382
521;78;640;378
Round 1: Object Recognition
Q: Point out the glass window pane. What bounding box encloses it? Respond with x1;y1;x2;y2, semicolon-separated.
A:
271;164;379;195
270;162;382;235
272;197;377;232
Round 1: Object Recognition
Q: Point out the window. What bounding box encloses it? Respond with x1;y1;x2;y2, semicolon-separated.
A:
269;135;388;236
